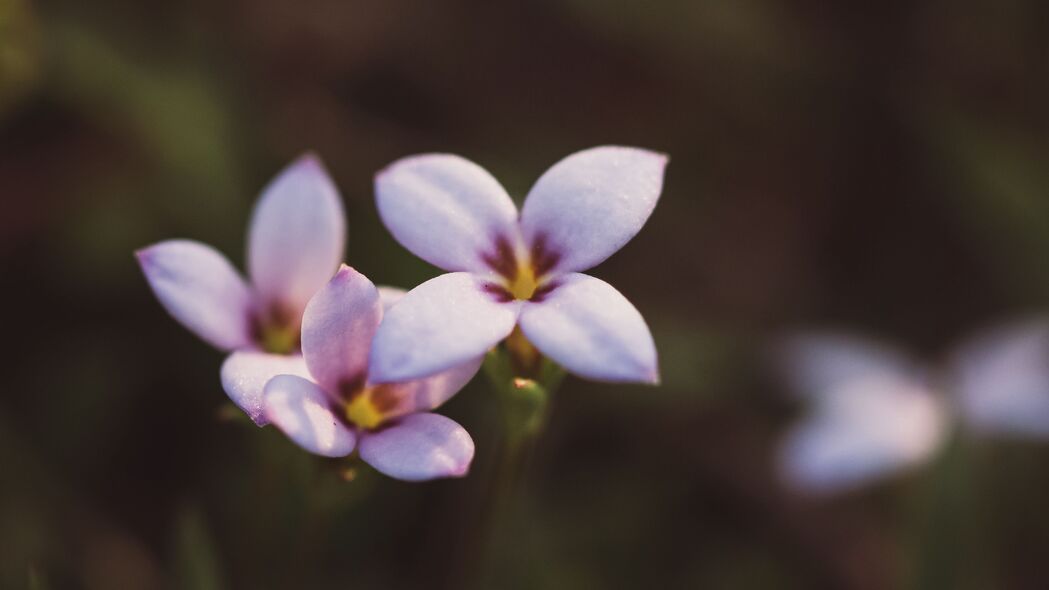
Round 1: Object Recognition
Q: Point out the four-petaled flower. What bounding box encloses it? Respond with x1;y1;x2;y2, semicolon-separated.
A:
136;154;345;425
263;265;479;481
369;146;666;385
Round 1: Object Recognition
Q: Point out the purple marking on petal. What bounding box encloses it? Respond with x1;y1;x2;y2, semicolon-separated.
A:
530;279;561;303
481;234;519;281
529;232;562;279
481;282;514;303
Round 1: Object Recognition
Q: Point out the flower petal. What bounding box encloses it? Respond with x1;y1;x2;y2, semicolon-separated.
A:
774;332;923;401
952;318;1049;438
263;374;356;457
300;266;382;393
375;154;520;273
369;273;521;382
519;273;658;383
377;286;407;314
220;351;311;426
370;356;484;420
136;239;254;351
358;413;474;481
248;153;346;318
779;375;946;494
520;146;667;273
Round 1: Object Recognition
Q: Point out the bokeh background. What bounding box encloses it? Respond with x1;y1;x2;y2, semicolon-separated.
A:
3;0;1049;588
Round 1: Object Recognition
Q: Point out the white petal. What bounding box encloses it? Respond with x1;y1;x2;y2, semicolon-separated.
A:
375;154;521;273
300;266;381;393
369;272;521;382
372;356;484;419
519;146;667;273
779;375;946;495
359;413;474;481
775;332;922;401
248;153;346;318
377;286;407;314
518;273;658;383
952;317;1049;438
220;351;311;426
263;375;356;457
136;239;254;351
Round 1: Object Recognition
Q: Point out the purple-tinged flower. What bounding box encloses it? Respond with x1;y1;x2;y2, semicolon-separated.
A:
776;318;1049;495
369;146;666;384
136;154;345;425
263;265;479;481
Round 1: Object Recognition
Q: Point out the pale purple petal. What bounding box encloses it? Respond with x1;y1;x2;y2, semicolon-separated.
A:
375;154;520;273
519;146;667;273
263;374;356;457
370;356;484;419
369;273;521;382
377;286;407;314
952;318;1049;438
358;413;474;481
519;273;658;383
300;266;381;393
248;153;346;318
775;333;922;401
779;375;946;494
136;239;253;351
220;351;311;426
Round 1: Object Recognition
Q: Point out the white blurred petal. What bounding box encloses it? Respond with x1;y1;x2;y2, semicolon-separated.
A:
779;375;947;494
952;318;1049;438
776;332;921;401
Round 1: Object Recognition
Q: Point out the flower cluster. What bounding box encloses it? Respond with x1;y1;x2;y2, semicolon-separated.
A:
138;147;667;481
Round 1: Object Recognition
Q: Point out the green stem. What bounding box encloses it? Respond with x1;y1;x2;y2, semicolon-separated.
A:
468;348;564;587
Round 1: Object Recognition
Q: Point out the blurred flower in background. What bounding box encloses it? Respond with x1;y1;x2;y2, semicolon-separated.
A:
776;317;1049;494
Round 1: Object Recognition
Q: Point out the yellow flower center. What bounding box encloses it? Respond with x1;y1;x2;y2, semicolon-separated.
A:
345;390;384;429
508;263;538;300
259;323;297;355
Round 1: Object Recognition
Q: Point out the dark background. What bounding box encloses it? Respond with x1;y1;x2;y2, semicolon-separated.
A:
3;0;1049;588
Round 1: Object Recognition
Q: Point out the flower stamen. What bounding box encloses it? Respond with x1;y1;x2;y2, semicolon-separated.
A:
508;263;538;300
345;390;384;429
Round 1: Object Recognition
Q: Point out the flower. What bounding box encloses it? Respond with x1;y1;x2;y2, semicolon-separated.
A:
136;154;345;425
368;146;666;385
262;265;479;481
776;318;1049;494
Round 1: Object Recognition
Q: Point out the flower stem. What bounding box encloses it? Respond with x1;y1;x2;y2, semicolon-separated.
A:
468;346;564;586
